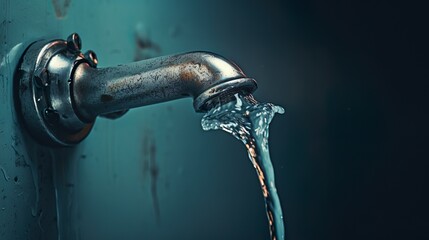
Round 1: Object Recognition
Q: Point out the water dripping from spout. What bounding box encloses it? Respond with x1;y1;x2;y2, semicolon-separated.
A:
202;93;285;240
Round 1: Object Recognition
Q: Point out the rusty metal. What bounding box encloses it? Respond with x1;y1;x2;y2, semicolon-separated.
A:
73;51;257;121
14;33;94;146
15;33;258;146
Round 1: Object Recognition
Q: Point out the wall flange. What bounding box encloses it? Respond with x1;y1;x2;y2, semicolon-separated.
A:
14;33;96;146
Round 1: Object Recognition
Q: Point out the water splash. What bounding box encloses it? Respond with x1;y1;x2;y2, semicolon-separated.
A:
202;93;285;240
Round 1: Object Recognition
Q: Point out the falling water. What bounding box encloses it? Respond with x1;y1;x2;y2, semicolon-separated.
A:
202;93;285;240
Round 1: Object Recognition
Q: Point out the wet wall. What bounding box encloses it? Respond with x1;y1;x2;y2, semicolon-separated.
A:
1;0;428;240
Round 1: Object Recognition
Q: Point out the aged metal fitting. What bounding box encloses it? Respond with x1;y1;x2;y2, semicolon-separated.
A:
84;50;98;67
67;33;82;52
14;33;95;146
14;33;257;146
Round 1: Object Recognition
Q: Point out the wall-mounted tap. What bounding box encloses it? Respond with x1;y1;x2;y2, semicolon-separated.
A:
14;33;257;146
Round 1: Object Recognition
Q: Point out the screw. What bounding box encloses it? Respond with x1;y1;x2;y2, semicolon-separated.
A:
67;33;82;52
84;50;98;67
44;108;60;125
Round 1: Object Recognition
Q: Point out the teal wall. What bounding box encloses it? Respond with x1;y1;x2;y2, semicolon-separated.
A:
4;1;424;240
0;1;290;239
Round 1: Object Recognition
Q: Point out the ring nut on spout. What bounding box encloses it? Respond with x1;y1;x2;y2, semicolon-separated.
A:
14;33;96;146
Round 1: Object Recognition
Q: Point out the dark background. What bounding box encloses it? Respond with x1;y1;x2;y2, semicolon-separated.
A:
1;1;428;239
254;1;429;239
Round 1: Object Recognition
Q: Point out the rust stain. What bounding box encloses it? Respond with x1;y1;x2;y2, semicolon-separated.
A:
100;94;113;103
142;131;160;222
179;62;211;83
52;0;72;19
179;70;195;82
134;23;161;61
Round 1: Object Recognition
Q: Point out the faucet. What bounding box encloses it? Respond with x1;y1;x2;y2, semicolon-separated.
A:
14;33;257;146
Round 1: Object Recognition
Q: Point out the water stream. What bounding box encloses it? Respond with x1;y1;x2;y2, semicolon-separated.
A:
202;93;285;240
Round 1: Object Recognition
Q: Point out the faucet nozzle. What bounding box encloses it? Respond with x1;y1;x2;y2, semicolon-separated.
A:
14;34;257;146
73;51;257;120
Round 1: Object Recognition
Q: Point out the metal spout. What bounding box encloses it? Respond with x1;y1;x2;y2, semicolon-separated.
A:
72;52;257;122
14;33;257;146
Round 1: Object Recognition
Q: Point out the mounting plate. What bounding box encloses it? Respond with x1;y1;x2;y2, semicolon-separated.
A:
14;34;96;146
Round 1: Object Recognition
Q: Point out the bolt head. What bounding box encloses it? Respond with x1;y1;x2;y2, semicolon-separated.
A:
67;33;82;52
84;50;98;67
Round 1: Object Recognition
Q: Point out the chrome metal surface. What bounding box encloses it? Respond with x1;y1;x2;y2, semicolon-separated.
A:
14;33;95;146
73;52;257;121
15;33;257;146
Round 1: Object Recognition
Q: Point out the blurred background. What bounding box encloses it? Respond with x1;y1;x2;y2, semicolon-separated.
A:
0;0;428;239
